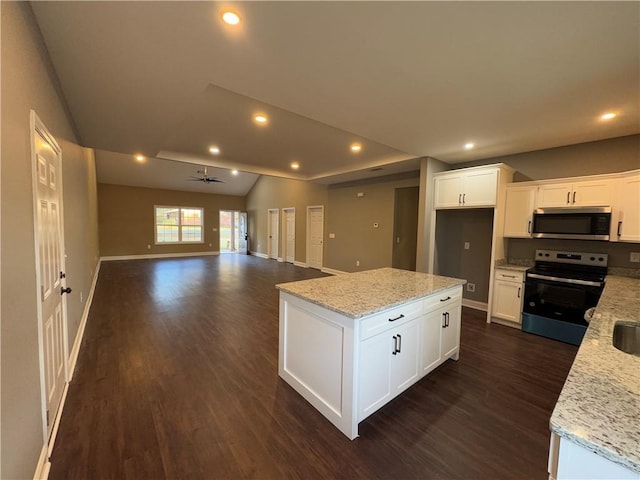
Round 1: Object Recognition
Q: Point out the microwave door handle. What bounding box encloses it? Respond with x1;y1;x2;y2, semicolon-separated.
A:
527;273;603;288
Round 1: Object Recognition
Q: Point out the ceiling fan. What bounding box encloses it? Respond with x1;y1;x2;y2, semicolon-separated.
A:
188;166;224;184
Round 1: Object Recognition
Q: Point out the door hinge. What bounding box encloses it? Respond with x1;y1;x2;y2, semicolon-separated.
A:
41;285;45;302
46;409;50;426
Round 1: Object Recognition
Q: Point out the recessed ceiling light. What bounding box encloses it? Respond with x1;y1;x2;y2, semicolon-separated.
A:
350;143;362;153
464;142;475;150
135;154;145;162
221;11;240;25
290;162;300;170
231;169;239;176
254;114;268;125
600;112;617;121
209;146;220;155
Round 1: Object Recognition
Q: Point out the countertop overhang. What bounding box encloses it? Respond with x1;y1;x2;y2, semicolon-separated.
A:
276;267;466;319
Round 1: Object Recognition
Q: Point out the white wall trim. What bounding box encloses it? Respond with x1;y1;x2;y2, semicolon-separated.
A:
321;267;349;276
32;445;50;480
462;298;488;312
67;261;101;379
251;251;269;259
293;261;308;268
100;251;219;262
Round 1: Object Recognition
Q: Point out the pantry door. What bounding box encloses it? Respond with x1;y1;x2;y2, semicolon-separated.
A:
283;208;295;264
31;110;69;440
268;209;279;260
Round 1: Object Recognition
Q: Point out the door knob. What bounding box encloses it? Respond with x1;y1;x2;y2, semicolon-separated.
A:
61;287;72;295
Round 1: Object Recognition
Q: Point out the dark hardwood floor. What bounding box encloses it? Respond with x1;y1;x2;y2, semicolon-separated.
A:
49;255;577;479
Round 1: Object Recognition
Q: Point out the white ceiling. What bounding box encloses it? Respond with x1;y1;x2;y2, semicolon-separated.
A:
31;1;639;196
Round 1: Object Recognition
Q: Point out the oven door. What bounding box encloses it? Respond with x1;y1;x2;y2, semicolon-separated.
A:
523;274;603;325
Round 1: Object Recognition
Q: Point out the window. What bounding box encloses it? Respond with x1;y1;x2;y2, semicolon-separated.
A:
155;206;203;244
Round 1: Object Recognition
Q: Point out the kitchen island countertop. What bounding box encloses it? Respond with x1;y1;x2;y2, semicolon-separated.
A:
276;267;466;319
550;275;640;473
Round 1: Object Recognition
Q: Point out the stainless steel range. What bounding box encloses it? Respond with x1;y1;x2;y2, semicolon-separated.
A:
522;249;608;345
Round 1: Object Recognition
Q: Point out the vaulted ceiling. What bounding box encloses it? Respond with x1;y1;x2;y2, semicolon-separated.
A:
31;1;639;195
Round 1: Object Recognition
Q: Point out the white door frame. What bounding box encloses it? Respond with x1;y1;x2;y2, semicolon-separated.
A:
30;110;70;444
267;208;280;260
282;207;296;264
306;205;324;269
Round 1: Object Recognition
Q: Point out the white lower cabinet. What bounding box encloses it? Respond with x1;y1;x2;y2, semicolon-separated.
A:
422;295;461;375
491;268;525;325
358;318;420;420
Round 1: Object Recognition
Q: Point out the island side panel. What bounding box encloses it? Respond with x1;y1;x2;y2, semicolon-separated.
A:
278;292;358;439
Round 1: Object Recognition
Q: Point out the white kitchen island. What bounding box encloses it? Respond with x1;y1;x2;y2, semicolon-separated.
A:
276;268;466;439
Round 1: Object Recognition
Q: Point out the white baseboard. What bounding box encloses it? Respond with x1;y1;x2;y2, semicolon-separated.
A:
33;444;50;480
462;298;488;312
277;257;284;262
101;251;219;261
294;261;308;268
68;260;101;380
321;267;349;276
250;251;269;259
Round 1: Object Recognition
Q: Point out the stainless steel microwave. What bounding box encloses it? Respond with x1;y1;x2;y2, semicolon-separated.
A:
531;207;612;240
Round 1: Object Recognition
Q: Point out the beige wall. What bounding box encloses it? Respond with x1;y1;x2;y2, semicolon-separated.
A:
326;173;420;272
98;183;245;257
245;175;328;263
459;134;639;181
1;3;100;478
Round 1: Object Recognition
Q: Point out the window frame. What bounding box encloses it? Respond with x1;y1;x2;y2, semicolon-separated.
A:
154;205;205;245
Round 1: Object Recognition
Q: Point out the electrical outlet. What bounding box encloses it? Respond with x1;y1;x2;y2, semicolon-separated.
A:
467;283;476;292
147;244;151;250
630;252;640;263
464;242;470;250
356;260;360;267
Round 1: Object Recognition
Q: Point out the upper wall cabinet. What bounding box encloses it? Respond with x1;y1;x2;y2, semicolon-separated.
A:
537;179;613;208
434;165;513;209
612;171;640;243
503;185;537;238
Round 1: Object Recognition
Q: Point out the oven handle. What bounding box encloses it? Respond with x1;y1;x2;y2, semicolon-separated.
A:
527;272;604;288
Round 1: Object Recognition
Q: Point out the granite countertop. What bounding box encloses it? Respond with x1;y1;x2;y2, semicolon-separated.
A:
550;275;640;473
276;267;466;319
494;263;530;273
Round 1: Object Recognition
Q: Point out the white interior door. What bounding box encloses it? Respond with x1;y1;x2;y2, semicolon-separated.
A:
283;208;295;263
307;206;324;269
238;211;248;254
31;111;68;439
268;209;279;259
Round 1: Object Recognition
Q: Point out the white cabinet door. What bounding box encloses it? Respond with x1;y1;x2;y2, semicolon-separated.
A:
503;185;536;237
537;180;612;208
392;320;421;394
537;183;573;207
358;318;420;421
434;174;463;208
358;332;393;420
572;179;612;207
614;173;640;242
421;310;442;376
462;169;498;207
492;280;523;323
441;305;461;360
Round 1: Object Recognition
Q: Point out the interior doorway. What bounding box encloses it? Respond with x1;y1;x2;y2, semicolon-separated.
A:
282;208;295;264
219;211;248;254
392;186;419;271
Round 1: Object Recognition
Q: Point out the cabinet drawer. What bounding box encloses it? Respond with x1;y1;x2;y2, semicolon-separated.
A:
359;299;423;341
494;269;525;283
424;286;462;314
